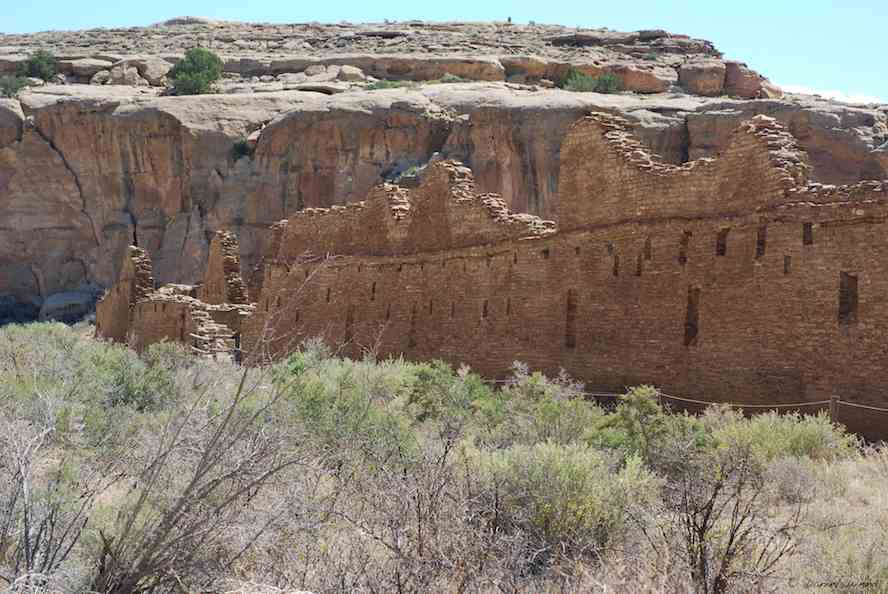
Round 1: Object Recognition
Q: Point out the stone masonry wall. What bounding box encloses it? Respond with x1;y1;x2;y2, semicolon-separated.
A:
242;115;888;439
199;231;249;305
557;113;810;230
95;246;154;342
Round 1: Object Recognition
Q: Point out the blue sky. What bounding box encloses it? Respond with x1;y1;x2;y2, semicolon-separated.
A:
4;0;885;103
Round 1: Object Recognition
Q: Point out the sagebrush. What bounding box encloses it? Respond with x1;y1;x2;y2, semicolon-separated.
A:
0;323;882;594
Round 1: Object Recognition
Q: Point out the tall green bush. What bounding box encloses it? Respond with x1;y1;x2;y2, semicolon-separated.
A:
559;68;623;93
16;49;57;81
168;47;223;95
0;76;28;98
473;443;658;558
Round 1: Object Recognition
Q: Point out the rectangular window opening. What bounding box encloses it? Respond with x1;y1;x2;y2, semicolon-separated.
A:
565;289;577;349
679;231;692;266
644;237;653;261
344;305;354;343
838;272;858;325
716;228;730;257
635;254;643;277
408;304;417;348
803;223;814;246
684;286;700;347
482;299;489;319
784;255;792;274
756;225;767;259
612;254;620;277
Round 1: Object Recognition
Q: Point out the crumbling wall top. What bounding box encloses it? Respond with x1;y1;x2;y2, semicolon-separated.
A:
557;111;812;230
276;159;554;262
199;231;249;305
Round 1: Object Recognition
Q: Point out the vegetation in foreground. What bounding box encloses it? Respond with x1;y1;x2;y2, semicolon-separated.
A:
0;323;886;594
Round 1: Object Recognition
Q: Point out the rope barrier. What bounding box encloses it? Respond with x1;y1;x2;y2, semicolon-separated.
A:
659;393;831;409
482;379;888;414
837;400;888;413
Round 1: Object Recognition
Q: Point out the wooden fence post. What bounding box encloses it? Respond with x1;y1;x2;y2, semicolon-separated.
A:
829;395;839;424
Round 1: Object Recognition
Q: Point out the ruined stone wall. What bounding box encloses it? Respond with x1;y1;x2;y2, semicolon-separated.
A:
97;238;252;353
274;160;555;263
130;298;195;352
199;231;249;305
95;246;154;342
242;115;888;438
244;185;888;438
557;113;810;231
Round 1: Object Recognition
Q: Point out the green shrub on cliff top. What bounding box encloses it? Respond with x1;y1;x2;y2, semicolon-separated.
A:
16;49;57;81
0;76;28;98
560;68;623;93
169;47;223;95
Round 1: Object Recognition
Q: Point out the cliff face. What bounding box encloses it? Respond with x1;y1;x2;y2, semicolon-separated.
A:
0;21;886;318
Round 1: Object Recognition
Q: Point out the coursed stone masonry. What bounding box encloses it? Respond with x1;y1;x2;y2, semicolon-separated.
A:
98;113;888;437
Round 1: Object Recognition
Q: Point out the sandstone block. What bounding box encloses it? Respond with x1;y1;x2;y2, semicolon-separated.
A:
90;70;111;84
112;56;172;86
0;98;24;148
58;58;114;78
109;62;149;86
724;61;783;99
679;60;726;96
337;64;366;82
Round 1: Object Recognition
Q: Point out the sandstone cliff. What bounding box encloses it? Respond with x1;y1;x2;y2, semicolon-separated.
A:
1;21;886;320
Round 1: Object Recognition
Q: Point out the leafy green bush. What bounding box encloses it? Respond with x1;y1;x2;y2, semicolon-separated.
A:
430;73;470;84
365;79;414;90
595;386;705;459
0;75;28;98
276;346;419;466
705;407;858;461
560;68;623;93
16;49;57;81
473;365;605;447
168;47;223;95
473;443;658;557
232;138;253;160
594;72;623;93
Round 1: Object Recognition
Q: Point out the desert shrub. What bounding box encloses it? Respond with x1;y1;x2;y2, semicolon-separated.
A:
560;68;623;93
595;385;706;459
473;443;658;563
429;73;470;84
276;347;418;466
705;406;858;461
648;433;808;593
16;50;57;81
232;138;252;160
0;75;28;98
168;47;223;95
473;364;605;447
365;79;414;90
404;360;490;426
